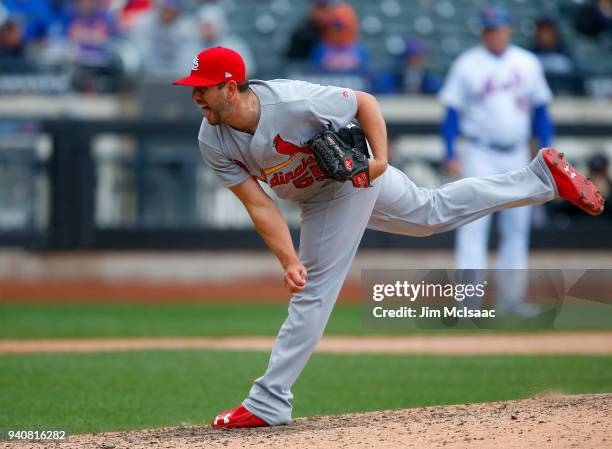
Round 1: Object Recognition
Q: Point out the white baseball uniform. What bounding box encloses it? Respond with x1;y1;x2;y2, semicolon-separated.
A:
439;45;553;273
199;79;557;425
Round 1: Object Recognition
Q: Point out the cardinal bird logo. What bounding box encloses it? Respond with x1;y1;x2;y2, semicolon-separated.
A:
272;135;313;156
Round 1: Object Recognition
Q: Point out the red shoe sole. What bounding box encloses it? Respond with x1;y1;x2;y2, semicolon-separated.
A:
541;147;604;216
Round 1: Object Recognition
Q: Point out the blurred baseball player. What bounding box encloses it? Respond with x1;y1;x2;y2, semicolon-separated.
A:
439;6;554;313
173;46;603;428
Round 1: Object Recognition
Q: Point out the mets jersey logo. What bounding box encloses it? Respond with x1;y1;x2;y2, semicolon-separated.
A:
479;71;522;98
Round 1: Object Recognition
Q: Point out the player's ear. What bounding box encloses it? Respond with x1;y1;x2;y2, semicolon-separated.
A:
225;80;238;99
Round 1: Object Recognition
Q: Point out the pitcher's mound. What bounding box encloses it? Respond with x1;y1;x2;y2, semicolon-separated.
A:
23;393;612;449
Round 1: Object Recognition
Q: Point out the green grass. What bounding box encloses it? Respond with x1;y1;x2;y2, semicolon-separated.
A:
0;303;331;338
0;303;434;338
1;303;609;339
0;350;610;434
0;304;291;338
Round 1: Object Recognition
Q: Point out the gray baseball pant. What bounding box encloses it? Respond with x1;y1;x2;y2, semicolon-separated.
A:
242;152;557;425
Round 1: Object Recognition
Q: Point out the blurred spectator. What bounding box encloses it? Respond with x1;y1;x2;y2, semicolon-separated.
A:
197;5;256;76
574;0;612;39
2;0;64;41
64;0;123;92
129;0;199;80
119;0;153;30
310;3;368;74
198;0;233;9
0;15;37;73
373;38;441;95
531;17;583;95
286;0;335;61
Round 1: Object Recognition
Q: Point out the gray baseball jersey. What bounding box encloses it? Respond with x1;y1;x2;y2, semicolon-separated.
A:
199;79;357;203
195;79;558;425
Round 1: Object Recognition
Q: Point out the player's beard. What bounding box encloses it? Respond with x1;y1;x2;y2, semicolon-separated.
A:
203;103;230;126
202;107;220;125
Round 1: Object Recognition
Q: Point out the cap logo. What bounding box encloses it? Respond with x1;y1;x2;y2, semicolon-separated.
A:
191;57;199;71
224;72;232;78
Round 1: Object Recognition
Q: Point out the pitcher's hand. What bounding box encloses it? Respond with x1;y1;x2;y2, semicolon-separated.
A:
284;262;307;293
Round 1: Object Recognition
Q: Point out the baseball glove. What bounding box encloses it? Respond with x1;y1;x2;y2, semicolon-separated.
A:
308;126;370;188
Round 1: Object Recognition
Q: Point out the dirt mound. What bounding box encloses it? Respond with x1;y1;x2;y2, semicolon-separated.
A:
10;394;610;449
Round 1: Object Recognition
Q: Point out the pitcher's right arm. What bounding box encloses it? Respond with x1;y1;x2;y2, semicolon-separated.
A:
230;177;307;294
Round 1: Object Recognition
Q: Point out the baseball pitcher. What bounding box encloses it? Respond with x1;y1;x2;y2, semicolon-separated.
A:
173;46;603;428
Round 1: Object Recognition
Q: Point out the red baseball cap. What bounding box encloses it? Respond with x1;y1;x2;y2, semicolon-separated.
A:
172;47;246;87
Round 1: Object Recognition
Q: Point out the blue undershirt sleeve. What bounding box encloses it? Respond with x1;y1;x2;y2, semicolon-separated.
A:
441;107;460;160
531;104;554;148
